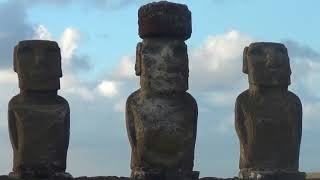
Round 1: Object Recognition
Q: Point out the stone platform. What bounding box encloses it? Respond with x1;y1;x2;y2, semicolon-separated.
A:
0;176;236;180
2;175;319;180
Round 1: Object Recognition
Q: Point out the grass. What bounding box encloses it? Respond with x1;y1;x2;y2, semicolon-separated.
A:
307;172;320;179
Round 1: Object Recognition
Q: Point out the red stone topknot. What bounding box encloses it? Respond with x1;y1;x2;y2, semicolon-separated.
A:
138;1;192;40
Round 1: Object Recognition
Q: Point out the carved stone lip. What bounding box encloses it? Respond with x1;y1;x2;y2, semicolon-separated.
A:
265;65;286;72
268;68;281;71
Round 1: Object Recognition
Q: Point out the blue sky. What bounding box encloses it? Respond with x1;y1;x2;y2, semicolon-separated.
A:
24;0;320;78
0;0;319;178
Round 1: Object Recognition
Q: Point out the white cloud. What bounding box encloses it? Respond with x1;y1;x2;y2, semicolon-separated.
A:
33;24;53;40
34;25;91;72
60;74;95;101
112;55;136;80
22;0;139;9
113;98;126;113
0;110;7;129
216;114;235;134
193;30;251;70
204;91;238;107
32;25;95;101
0;31;7;39
0;69;17;85
97;80;119;98
301;61;320;97
303;102;320;129
33;25;81;65
63;86;95;101
59;28;81;64
0;0;33;68
190;30;253;91
0;70;18;132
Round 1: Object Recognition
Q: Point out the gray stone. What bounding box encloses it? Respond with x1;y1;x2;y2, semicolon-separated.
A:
8;40;71;179
200;178;238;180
74;177;130;180
126;2;198;180
235;42;304;179
0;176;130;180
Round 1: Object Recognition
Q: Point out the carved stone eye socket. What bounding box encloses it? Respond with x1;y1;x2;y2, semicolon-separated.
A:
249;48;263;56
143;46;158;54
19;47;32;54
46;48;58;53
141;54;154;67
277;47;287;54
174;46;186;56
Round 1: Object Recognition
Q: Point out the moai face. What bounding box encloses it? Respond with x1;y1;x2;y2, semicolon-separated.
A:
243;42;291;86
14;40;62;90
136;38;189;94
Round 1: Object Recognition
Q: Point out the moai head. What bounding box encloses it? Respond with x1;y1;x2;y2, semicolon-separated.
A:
14;40;62;90
243;42;291;86
136;1;192;94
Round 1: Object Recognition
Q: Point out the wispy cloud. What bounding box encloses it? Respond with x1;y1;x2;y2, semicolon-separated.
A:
21;0;151;9
283;40;320;59
0;0;33;69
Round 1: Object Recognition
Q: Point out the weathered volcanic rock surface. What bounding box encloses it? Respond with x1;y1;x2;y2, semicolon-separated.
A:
75;177;130;180
0;176;130;180
77;177;130;180
0;176;240;180
200;178;237;180
0;176;239;180
1;176;319;180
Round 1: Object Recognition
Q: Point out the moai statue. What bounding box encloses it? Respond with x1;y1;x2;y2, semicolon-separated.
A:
235;42;305;180
125;1;199;180
8;40;71;179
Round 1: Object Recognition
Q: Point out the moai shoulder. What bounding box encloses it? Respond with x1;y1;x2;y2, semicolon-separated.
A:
126;1;199;180
235;42;304;180
8;40;71;179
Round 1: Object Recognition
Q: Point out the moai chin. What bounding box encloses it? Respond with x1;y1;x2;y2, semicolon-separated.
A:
8;40;71;179
235;42;305;180
126;1;199;180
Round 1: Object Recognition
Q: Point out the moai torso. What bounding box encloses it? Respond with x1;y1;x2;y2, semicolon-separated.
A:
9;93;70;176
127;90;197;170
235;42;303;179
126;2;198;180
8;40;71;179
236;90;301;169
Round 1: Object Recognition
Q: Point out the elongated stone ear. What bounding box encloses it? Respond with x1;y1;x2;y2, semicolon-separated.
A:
57;47;63;77
13;45;18;73
286;47;292;75
287;47;292;85
135;42;142;76
243;46;249;74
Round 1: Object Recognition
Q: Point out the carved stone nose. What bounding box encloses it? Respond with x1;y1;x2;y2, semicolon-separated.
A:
161;46;174;58
35;55;45;65
266;54;281;67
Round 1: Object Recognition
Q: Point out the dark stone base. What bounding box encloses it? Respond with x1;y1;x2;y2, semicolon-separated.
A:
131;170;199;180
0;175;316;180
75;177;130;180
200;178;237;180
239;170;306;180
0;176;236;180
0;176;130;180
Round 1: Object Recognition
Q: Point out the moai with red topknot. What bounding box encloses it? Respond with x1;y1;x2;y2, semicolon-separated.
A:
125;1;199;180
8;40;71;179
235;42;305;180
